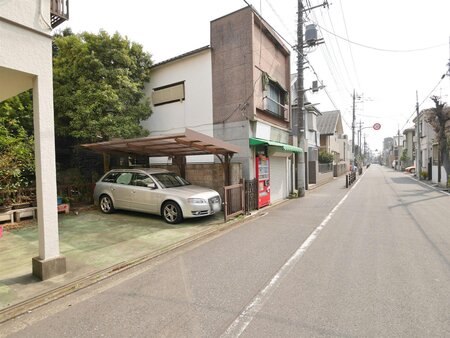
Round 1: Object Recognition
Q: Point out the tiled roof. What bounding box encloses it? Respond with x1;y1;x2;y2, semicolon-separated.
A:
152;46;210;68
317;110;340;135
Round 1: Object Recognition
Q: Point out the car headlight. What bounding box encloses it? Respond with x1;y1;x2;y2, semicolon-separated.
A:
188;198;207;204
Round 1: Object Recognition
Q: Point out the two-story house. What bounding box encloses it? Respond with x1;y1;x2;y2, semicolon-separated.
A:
413;111;447;184
0;0;68;279
413;112;433;176
143;6;300;207
290;76;322;188
402;127;415;169
317;111;349;163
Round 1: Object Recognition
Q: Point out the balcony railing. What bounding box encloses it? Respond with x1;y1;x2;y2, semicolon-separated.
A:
50;0;69;28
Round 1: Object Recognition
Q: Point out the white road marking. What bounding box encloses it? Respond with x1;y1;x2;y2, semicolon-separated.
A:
221;175;364;337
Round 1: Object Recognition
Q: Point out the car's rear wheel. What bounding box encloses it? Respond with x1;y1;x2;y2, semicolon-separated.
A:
162;201;183;224
99;195;115;214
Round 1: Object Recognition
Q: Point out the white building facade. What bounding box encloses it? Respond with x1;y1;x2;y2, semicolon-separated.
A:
142;47;214;164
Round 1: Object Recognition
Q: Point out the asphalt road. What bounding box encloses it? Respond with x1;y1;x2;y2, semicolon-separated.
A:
2;165;450;337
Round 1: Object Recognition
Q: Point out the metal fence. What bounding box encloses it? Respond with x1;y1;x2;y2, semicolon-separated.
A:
244;178;258;213
223;178;258;222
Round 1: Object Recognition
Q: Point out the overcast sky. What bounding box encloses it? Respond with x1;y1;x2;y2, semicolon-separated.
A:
60;0;450;151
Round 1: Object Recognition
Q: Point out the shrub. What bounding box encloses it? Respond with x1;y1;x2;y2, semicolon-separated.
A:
420;170;428;180
319;151;334;164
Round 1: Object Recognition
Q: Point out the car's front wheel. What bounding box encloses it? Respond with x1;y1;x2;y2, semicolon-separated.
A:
99;195;115;214
162;201;183;224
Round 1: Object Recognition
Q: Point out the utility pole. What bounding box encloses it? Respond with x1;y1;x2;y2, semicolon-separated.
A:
352;89;356;155
416;90;421;179
296;0;327;197
296;0;306;197
357;120;363;163
363;134;366;162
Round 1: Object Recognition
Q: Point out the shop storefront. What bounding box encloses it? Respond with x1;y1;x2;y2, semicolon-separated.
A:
250;137;302;207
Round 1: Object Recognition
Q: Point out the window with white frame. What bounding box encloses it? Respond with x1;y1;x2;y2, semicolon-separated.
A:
262;73;288;119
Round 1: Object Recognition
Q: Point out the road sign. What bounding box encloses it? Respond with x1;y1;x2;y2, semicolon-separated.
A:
373;123;381;130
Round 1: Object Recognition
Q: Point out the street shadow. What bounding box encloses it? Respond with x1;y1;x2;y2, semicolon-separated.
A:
389;194;447;210
391;177;417;185
0;273;40;286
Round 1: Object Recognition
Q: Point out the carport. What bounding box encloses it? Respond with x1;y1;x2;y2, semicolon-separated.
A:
82;128;242;185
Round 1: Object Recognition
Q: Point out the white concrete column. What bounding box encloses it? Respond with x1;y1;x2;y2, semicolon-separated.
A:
32;72;66;280
33;74;60;259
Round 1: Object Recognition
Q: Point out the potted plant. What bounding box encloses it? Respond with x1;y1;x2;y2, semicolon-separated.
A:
11;192;32;209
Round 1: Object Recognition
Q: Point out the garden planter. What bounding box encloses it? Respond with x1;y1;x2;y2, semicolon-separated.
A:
0;205;12;213
12;202;31;210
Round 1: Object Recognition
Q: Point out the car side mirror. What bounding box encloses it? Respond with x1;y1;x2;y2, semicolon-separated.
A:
147;182;157;189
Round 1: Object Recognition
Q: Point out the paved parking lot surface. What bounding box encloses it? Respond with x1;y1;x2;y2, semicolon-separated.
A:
0;208;226;313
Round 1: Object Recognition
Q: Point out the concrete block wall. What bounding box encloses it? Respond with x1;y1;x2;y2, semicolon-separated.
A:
150;163;242;200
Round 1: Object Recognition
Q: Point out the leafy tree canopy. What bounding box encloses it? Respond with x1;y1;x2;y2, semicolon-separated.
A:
53;29;153;143
424;96;450;179
0;91;35;194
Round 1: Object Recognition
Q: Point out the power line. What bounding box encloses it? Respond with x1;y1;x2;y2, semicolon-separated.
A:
263;0;296;41
400;74;446;131
325;10;355;91
314;10;352;95
316;23;445;53
338;0;361;89
243;0;348;128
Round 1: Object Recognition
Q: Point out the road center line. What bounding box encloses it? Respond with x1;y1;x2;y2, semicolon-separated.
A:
221;175;364;337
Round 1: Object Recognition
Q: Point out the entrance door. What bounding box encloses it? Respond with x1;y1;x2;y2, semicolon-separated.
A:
270;157;287;203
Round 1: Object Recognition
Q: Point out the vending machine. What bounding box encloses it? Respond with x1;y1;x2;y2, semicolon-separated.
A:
256;147;270;208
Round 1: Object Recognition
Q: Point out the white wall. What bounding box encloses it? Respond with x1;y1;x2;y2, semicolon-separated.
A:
142;49;214;163
143;50;213;135
0;0;53;100
0;0;46;31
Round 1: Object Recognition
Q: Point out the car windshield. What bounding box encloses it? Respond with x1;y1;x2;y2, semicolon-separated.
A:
152;172;191;188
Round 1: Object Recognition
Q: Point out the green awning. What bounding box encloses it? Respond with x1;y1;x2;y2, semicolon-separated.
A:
249;137;303;153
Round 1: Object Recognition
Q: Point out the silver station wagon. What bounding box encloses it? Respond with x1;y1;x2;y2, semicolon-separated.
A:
93;168;222;224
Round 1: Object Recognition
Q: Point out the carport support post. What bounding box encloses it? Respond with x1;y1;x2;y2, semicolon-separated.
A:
224;154;232;186
173;155;187;178
103;152;110;172
32;73;66;280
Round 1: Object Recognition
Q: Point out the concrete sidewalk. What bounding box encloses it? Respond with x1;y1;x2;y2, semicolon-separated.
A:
0;208;230;322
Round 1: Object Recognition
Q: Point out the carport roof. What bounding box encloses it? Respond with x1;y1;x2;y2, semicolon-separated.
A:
81;128;242;158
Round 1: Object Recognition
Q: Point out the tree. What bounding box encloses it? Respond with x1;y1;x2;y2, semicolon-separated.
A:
0;91;35;202
424;96;450;183
53;29;153;143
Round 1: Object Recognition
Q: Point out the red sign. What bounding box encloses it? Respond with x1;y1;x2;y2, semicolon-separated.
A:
373;123;381;130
